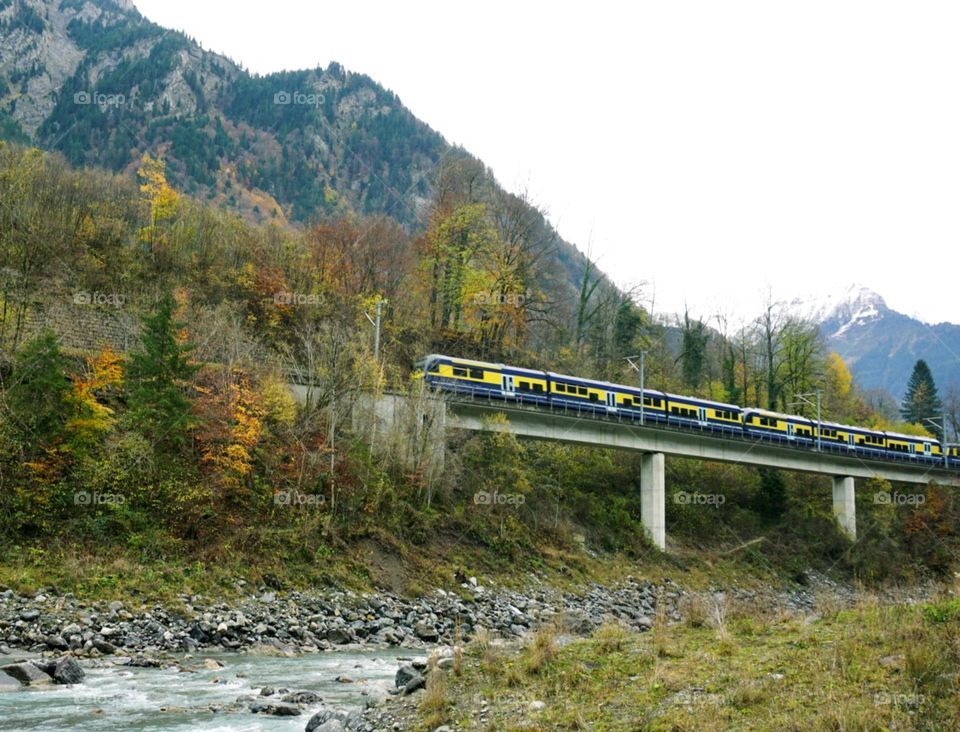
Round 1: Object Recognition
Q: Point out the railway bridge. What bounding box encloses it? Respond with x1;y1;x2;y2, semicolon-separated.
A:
290;386;960;551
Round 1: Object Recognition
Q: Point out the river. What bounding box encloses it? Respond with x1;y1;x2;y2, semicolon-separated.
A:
0;649;405;731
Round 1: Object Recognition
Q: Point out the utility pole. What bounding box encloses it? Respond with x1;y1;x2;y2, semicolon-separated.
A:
923;414;947;467
792;391;822;451
625;352;647;426
364;299;386;360
374;299;382;360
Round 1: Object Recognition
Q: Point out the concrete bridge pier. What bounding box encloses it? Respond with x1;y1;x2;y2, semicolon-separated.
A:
641;452;666;550
832;476;856;540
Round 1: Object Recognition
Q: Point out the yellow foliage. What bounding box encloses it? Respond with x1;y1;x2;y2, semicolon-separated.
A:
260;375;297;428
65;346;124;450
138;153;179;223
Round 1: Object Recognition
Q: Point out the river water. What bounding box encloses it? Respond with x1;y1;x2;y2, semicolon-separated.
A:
0;649;405;731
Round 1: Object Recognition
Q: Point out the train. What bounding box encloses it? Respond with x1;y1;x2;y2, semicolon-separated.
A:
416;353;960;468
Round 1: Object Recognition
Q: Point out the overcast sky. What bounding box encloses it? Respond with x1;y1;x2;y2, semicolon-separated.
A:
134;0;960;325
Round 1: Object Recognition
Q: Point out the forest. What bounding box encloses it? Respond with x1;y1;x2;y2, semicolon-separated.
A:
0;140;958;592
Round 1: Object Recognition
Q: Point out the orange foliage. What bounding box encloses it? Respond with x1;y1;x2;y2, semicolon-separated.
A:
193;367;265;497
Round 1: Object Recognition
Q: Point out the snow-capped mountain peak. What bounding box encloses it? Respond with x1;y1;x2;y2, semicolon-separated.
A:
784;284;889;337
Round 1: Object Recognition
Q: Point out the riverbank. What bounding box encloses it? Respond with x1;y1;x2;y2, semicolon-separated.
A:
2;567;951;731
366;587;960;731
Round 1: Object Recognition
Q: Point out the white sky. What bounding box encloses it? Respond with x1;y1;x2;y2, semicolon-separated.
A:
134;0;960;325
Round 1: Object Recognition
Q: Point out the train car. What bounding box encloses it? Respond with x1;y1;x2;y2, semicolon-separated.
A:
665;394;743;433
815;420;858;450
948;444;960;460
547;371;626;415
416;354;550;404
612;385;670;424
743;408;817;444
883;430;939;463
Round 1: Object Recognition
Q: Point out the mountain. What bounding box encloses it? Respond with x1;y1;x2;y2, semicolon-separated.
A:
786;285;960;402
0;0;592;292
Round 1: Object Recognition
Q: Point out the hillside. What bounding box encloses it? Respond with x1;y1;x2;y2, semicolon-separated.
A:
0;0;593;295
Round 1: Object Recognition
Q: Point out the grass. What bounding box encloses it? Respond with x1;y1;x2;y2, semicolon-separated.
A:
403;591;960;731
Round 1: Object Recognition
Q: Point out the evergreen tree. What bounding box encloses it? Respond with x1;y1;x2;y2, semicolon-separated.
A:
680;311;709;390
127;294;199;452
901;359;943;438
754;466;787;521
5;329;70;453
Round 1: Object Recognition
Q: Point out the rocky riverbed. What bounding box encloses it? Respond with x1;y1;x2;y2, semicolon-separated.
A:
0;571;939;731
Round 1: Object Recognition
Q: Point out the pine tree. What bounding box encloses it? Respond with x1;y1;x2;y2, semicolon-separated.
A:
901;359;943;438
6;329;70;453
127;293;199;452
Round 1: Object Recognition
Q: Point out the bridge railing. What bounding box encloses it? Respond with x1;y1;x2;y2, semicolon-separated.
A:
432;382;955;474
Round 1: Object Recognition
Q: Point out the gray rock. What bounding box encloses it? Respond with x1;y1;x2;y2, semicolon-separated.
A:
0;672;20;691
1;662;52;686
310;720;346;732
305;709;347;731
52;657;85;684
395;664;420;688
413;620;438;642
92;639;117;654
18;609;40;622
249;700;301;716
45;635;69;651
402;675;425;695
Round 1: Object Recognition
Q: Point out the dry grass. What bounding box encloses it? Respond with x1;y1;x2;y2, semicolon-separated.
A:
653;587;670;658
419;664;450;728
521;624;559;675
680;592;710;628
593;620;629;652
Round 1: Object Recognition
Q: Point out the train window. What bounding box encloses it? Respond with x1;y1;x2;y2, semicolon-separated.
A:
623;397;633;406
579;387;588;396
429;362;441;373
555;384;565;392
533;384;543;393
469;368;484;379
453;367;468;377
589;393;599;402
518;381;530;391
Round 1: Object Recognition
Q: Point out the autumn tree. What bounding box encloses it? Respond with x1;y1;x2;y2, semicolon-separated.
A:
65;345;123;457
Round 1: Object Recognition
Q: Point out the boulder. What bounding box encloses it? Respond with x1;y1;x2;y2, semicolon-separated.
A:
402;675;426;695
305;709;347;732
1;662;52;686
52;657;85;685
249;700;301;716
18;609;40;622
395;664;420;688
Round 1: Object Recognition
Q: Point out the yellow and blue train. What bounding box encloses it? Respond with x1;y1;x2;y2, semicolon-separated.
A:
417;354;959;468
